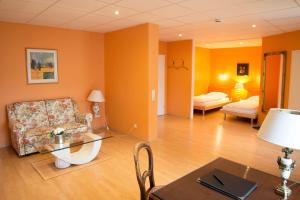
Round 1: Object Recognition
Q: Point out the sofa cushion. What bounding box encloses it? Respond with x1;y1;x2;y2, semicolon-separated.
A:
46;98;76;126
14;101;49;130
24;122;87;138
25;126;53;137
24;123;87;154
54;122;87;134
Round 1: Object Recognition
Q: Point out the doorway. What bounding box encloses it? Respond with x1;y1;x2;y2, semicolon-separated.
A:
158;55;166;116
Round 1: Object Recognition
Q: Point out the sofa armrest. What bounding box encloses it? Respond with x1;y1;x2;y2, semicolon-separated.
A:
8;121;27;156
9;120;26;133
75;112;93;130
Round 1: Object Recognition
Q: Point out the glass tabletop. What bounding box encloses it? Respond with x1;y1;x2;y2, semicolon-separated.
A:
34;132;113;154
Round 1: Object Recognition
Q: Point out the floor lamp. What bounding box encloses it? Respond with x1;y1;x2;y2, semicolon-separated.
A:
87;90;109;130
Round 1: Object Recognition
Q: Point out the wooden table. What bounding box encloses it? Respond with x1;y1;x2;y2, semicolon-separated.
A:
151;158;300;200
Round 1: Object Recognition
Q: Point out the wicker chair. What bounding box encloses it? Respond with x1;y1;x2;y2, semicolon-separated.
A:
134;142;161;200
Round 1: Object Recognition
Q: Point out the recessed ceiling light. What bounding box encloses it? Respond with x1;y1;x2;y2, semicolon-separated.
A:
252;24;256;28
114;10;119;15
178;33;183;37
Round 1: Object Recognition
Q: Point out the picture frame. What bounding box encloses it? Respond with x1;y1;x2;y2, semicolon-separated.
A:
26;48;58;84
237;63;249;76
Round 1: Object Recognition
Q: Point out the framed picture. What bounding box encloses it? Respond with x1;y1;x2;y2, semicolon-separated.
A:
237;63;249;76
26;48;58;84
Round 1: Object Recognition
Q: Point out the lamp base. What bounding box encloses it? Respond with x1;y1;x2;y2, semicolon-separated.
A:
275;183;292;199
275;148;296;199
92;102;100;118
94;113;100;118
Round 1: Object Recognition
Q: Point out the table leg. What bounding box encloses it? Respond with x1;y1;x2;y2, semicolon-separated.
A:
51;133;102;168
55;158;71;168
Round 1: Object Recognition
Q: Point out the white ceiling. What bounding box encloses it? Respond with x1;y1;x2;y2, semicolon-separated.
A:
0;0;300;48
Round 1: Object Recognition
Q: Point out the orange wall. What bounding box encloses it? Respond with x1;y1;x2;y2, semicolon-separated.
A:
194;47;211;95
167;40;194;118
0;22;105;148
209;47;262;97
259;30;300;123
105;23;159;141
159;41;167;55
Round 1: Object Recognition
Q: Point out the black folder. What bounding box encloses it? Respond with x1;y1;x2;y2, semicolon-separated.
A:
197;169;257;200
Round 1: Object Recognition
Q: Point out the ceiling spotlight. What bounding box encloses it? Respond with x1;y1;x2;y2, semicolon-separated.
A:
215;18;222;23
178;33;183;37
114;10;119;15
252;24;256;28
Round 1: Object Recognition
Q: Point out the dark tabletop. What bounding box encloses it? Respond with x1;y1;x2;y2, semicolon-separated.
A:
151;158;300;200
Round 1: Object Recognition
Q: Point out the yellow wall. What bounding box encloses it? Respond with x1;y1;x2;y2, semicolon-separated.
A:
167;40;194;118
259;30;300;123
209;47;262;97
194;47;211;95
0;22;105;148
105;23;159;141
194;47;262;99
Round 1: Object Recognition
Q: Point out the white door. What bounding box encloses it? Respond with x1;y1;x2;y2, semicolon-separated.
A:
158;55;165;116
288;50;300;110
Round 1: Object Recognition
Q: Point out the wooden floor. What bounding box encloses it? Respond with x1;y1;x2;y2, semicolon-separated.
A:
1;111;300;200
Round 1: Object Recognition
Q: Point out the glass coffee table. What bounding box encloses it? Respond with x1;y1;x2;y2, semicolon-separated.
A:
34;132;112;169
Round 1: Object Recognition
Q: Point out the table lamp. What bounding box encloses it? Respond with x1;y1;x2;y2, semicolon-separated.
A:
234;82;247;101
234;82;244;90
87;90;105;118
258;108;300;199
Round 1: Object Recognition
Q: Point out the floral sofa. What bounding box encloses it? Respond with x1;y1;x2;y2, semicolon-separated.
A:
7;98;93;156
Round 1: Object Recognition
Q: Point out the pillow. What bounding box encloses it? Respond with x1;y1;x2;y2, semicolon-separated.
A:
248;96;259;102
207;92;228;98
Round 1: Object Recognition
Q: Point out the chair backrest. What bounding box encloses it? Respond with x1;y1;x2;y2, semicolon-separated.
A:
134;142;155;200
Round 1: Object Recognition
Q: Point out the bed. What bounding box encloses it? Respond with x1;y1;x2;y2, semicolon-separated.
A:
193;92;231;116
221;96;259;126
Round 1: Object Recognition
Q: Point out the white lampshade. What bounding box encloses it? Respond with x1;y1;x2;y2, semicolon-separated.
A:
87;90;105;103
258;108;300;150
